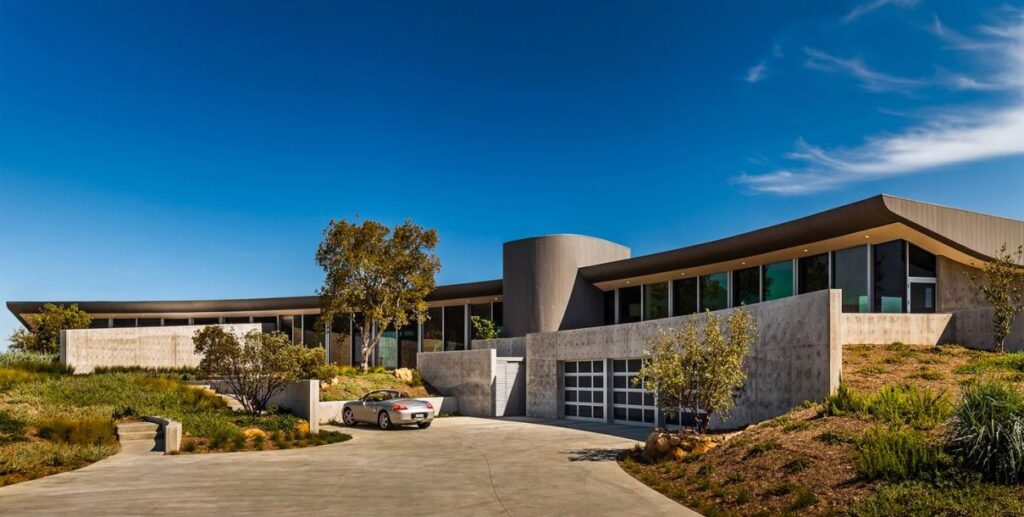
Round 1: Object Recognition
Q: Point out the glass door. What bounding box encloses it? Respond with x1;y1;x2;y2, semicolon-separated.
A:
908;278;936;313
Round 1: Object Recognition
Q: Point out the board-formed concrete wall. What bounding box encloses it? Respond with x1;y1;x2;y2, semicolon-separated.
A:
953;306;1024;353
472;337;526;357
416;349;497;417
61;324;261;373
526;290;842;430
269;379;320;433
840;314;955;345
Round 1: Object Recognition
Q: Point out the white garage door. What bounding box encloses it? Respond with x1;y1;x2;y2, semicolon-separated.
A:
612;359;656;426
562;360;605;421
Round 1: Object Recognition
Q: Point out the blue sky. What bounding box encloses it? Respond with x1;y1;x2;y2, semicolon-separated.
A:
1;0;1022;345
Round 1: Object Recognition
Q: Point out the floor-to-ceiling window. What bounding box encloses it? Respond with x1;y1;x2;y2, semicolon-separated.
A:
908;243;937;313
762;260;793;301
798;253;830;294
732;266;760;306
113;318;137;328
224;316;250;324
137;318;161;327
470;303;492;340
194;317;219;325
329;315;352;366
672;277;698;316
619;286;642;323
874;240;906;313
163;318;188;326
443;305;465;351
253;316;277;333
423;308;443;352
833;246;869;313
604;290;616;325
377;326;398;368
303;314;323;347
398;321;418;369
700;273;728;312
492;302;503;335
352;313;365;364
643;282;668;320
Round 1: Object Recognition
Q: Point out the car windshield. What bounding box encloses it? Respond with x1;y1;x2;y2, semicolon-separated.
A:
366;390;402;401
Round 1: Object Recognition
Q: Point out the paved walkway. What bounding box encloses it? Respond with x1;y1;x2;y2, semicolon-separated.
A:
0;417;697;517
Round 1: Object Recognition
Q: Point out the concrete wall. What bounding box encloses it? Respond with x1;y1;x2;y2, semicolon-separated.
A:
318;396;458;424
416;349;496;417
937;256;987;312
840;313;955;345
269;379;320;433
60;324;261;373
953;306;1024;353
526;289;842;430
473;337;526;357
502;235;630;337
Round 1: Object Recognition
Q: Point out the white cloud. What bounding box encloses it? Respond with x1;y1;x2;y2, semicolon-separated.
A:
842;0;919;24
745;61;767;83
804;48;926;92
738;13;1024;195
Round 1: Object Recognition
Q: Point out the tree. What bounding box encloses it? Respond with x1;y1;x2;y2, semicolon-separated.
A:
968;243;1024;353
316;219;440;371
193;326;324;415
635;309;757;433
8;303;92;354
471;316;501;340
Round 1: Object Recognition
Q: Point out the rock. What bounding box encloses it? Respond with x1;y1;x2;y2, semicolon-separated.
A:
691;441;717;456
242;428;266;439
655;436;672;453
394;368;414;383
294;421;310;435
672;447;688;461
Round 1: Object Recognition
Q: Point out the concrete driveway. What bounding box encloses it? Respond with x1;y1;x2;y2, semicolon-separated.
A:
0;417;697;517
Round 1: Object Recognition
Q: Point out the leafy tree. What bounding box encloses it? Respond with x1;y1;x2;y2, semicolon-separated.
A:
316;219;440;371
193;326;324;415
968;243;1024;353
8;303;92;354
635;309;757;433
471;316;501;340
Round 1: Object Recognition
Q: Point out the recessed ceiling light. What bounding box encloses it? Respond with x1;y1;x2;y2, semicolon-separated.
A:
741;262;746;265
865;235;870;238
680;272;685;276
625;281;630;284
803;249;809;253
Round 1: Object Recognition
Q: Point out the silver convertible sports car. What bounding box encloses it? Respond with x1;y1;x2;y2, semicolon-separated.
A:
341;390;436;430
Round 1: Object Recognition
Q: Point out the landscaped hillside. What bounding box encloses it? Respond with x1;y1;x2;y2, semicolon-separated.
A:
319;365;429;401
621;343;1024;516
0;352;349;486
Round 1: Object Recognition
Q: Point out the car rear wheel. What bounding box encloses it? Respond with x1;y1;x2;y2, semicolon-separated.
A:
417;422;431;429
342;408;356;426
377;411;392;430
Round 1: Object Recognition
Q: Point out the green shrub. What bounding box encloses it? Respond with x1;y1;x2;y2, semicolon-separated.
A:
948;378;1024;483
823;382;866;416
0;351;71;375
849;480;1024;517
181;440;197;453
782;456;811;474
35;415;116;446
91;365;199;380
733;489;750;504
865;384;952;430
0;368;38;392
252;435;266;450
0;442;118;480
762;482;795;498
855;427;949;481
955;352;1024;375
746;440;780;458
230;434;245;451
0;410;27;446
816;429;855;445
790;486;817;509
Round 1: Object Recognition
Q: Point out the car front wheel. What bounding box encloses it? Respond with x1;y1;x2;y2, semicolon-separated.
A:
342;408;356;426
417;422;431;429
378;411;392;430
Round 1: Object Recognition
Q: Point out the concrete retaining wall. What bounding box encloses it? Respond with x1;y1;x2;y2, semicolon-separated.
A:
840;313;955;345
60;324;261;373
526;289;842;430
269;379;320;433
953;306;1024;352
318;396;458;424
473;337;526;357
416;349;496;417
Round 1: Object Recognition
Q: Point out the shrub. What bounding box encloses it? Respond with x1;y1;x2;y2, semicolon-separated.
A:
782;456;811;474
0;351;70;375
816;429;855;445
762;482;795;498
92;365;200;380
865;384;952;430
35;415;116;446
948;378;1024;483
746;440;780;458
0;410;27;446
0;368;38;392
0;442;118;480
790;486;817;509
252;435;266;450
181;440;197;453
823;382;865;416
855;427;949;481
955;352;1024;375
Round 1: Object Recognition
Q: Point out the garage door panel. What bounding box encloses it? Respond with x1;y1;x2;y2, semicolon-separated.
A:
562;360;604;422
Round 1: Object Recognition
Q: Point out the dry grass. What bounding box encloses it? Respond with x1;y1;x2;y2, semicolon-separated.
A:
319;371;428;401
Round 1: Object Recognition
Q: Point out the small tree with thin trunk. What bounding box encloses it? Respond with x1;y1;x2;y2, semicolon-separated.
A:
316;219;440;371
968;243;1024;353
635;309;757;433
193;326;324;415
471;316;501;340
8;303;92;354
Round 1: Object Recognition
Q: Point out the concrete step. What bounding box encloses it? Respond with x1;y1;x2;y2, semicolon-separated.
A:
117;422;162;442
118;430;159;441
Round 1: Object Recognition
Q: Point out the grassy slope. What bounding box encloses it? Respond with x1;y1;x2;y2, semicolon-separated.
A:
320;371;428;401
620;344;1024;517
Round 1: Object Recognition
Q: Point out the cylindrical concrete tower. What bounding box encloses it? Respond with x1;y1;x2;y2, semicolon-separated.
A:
502;234;630;337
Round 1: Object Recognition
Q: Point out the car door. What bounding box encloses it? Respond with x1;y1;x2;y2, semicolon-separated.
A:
360;391;382;421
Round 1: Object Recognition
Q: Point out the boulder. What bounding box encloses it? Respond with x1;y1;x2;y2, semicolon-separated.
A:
394;368;414;383
242;428;267;439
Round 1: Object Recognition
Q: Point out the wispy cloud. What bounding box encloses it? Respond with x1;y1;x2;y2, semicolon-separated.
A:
745;61;767;83
842;0;919;24
804;48;926;92
738;12;1024;195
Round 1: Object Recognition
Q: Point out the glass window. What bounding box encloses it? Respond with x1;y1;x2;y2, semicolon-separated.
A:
798;253;829;294
112;318;136;328
303;314;323;347
137;318;161;327
163;318;188;326
329;315;352;366
618;286;642;323
470;303;492;339
278;316;294;341
672;278;698;316
492;302;503;329
762;260;793;301
253;316;277;332
643;282;668;320
423;308;443;353
223;316;250;324
910;283;936;313
377;327;397;369
604;290;616;325
908;243;936;277
352;313;364;363
874;240;906;313
89;318;109;329
398;321;418;369
732;266;760;306
700;273;728;312
194;317;220;325
443;305;465;351
833;246;869;313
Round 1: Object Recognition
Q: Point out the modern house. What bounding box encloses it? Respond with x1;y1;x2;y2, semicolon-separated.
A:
8;194;1024;428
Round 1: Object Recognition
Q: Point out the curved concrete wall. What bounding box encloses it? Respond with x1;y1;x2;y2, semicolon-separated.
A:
503;235;630;337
